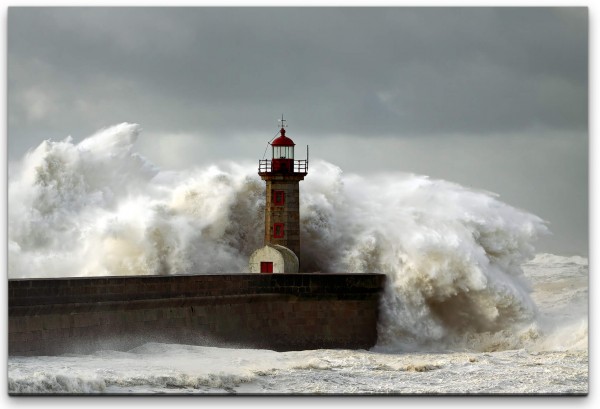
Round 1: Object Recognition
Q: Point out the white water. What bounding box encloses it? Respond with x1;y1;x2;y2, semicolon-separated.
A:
7;124;588;394
7;253;588;394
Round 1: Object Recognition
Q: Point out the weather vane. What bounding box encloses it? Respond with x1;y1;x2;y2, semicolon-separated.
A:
278;114;287;129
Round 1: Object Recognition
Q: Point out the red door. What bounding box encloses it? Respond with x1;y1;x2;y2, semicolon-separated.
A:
260;262;273;274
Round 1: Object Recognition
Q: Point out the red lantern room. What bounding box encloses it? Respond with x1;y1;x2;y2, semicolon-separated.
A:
270;128;295;172
258;115;308;175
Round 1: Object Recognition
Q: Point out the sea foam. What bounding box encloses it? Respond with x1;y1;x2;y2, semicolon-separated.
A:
9;123;553;350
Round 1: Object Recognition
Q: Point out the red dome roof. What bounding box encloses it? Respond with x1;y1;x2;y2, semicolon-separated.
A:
271;128;296;146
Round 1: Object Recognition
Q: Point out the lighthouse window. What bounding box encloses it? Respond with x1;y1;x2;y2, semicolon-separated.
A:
273;146;294;159
273;223;285;238
273;190;285;206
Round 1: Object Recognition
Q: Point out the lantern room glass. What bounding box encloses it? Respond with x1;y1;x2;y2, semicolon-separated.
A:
273;145;294;159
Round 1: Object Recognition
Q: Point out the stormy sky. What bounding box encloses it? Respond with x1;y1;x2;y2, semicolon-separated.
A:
7;7;588;256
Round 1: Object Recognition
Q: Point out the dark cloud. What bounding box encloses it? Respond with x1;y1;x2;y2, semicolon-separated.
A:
7;7;588;255
8;8;587;144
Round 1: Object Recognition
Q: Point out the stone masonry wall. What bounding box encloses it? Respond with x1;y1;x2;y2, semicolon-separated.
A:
261;173;305;260
9;273;385;356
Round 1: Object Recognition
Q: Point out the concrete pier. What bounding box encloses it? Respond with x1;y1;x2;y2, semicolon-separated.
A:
9;273;385;356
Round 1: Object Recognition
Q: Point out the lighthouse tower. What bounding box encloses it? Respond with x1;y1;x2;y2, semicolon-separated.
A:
249;116;308;274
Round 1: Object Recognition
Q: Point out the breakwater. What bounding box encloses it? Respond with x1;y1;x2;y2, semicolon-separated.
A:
9;273;385;356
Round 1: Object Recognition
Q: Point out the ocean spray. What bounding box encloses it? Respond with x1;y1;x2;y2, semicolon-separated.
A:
8;123;552;350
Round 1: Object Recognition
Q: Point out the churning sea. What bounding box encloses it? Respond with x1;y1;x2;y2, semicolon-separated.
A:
6;124;589;397
7;253;588;395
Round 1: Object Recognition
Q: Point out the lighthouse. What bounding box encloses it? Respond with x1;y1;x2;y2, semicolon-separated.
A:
249;116;308;274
